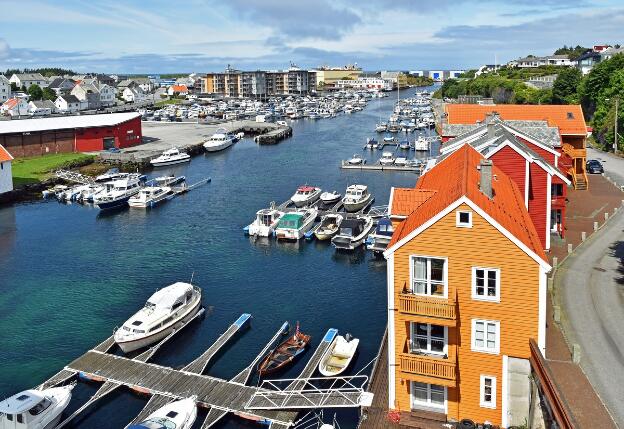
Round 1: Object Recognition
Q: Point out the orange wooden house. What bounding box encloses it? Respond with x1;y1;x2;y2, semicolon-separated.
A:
440;104;588;190
385;145;551;427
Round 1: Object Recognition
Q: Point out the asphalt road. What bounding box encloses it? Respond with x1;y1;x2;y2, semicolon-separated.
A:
558;193;624;426
587;146;624;185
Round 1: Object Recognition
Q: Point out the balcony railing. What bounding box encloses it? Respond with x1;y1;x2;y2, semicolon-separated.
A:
562;143;586;159
399;352;456;381
399;294;456;320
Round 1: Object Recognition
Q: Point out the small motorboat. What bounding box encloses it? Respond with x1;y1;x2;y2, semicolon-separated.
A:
366;217;395;255
93;176;143;210
414;136;430;151
95;168;124;183
375;123;387;132
150;147;191;167
314;213;343;241
246;207;283;237
128;397;197;429
331;216;374;250
379;152;395;166
291;185;321;207
320;191;341;205
203;129;236;152
342;184;373;213
346;154;365;165
318;333;360;376
114;282;202;353
365;138;377;150
128;186;171;208
0;384;74;429
394;157;408;167
42;184;68;199
383;136;395;143
275;208;318;241
399;140;411;150
154;174;186;186
258;323;311;376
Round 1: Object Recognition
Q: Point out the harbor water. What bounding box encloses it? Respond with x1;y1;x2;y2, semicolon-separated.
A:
0;86;439;428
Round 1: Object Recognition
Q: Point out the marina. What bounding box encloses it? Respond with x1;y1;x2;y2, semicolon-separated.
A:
0;86;439;429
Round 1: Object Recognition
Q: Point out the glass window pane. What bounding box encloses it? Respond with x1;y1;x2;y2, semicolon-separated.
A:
416;323;428;335
430;325;444;339
430;259;444;282
430;283;445;296
412;382;428;402
430;385;445;405
413;281;427;294
413;258;427;280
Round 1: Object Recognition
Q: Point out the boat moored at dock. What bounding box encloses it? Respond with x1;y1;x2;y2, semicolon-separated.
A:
366;217;394;255
275;208;318;240
93;175;143;210
319;190;341;206
114;282;202;353
129;397;197;429
318;332;359;377
0;384;74;429
258;323;311;376
331;216;374;250
203;129;237;152
150;147;191;167
342;184;373;212
291;185;321;207
246;207;284;237
128;186;172;208
379;151;395;166
314;213;344;241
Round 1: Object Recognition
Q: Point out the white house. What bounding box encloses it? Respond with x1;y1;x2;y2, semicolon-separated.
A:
122;86;145;102
55;94;85;113
334;77;393;91
47;78;76;95
9;73;48;89
167;84;189;96
511;55;573;68
0;144;13;194
98;83;116;107
1;97;29;117
0;75;10;103
28;100;56;116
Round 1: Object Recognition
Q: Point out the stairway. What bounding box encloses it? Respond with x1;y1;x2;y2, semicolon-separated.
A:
575;174;588;190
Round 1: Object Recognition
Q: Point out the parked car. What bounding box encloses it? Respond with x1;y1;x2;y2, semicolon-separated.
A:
107;147;121;153
586;159;604;174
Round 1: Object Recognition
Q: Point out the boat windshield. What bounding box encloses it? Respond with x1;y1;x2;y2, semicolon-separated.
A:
28;397;52;416
144;302;156;310
339;227;354;237
133;417;177;429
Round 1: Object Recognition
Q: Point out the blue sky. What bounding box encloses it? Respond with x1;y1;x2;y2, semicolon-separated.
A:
0;0;623;73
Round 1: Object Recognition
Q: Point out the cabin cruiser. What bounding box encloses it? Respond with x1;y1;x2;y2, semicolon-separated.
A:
379;152;395;166
128;186;171;208
291;185;321;207
95;168;124;183
128;397;197;429
331;216;374;250
246;208;283;237
342;184;373;212
394;157;408;167
366;217;395;255
93;175;143;210
399;140;411;150
150;147;191;167
0;384;74;429
275;208;318;240
319;191;341;205
346;154;365;165
375;123;387;132
414;136;430;151
203;130;236;152
154;174;186;187
114;282;202;353
314;213;343;241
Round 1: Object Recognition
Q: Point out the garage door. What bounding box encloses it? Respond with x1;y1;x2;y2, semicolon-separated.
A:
103;137;115;149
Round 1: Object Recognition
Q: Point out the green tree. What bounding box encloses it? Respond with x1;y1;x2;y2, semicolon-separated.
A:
10;82;18;92
552;67;582;104
42;87;57;101
27;84;43;100
579;53;624;116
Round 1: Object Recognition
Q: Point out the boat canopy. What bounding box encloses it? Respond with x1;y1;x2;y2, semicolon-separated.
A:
297;186;316;193
277;213;303;229
339;219;364;236
376;218;394;236
146;282;193;310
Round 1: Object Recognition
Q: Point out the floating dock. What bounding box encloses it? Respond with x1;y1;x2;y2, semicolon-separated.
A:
340;161;421;173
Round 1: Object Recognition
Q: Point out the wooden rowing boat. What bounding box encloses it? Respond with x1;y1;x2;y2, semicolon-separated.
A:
258;323;311;376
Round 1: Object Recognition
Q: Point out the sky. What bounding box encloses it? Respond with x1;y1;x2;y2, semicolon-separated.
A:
0;0;623;74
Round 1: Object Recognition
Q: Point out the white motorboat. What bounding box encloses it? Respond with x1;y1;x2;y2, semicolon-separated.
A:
114;282;202;353
394;157;408;166
203;129;236;152
319;191;341;205
331;216;374;250
290;185;321;207
342;184;373;212
150;147;191;167
42;184;68;199
275;208;318;241
128;397;197;429
246;208;283;237
154;174;186;187
375;123;387;132
414;136;430;151
346;154;365;165
314;213;343;241
0;384;74;429
383;136;395;143
379;151;395;166
318;333;359;376
93;176;143;210
128;186;171;208
399;140;411;150
366;217;395;255
95;168;124;183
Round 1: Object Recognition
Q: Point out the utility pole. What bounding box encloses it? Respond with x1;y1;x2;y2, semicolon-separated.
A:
615;97;619;155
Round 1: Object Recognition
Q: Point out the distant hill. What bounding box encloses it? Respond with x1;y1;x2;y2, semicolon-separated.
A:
3;67;77;77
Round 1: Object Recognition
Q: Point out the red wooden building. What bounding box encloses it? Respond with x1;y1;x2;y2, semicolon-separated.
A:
438;119;570;250
0;113;142;157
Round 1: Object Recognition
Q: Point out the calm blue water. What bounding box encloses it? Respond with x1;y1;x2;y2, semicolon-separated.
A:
0;87;439;428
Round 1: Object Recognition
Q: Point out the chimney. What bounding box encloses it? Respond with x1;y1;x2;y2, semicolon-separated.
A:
479;159;494;198
487;121;496;139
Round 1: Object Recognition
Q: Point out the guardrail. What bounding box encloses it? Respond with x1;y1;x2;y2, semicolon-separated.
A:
398;294;456;321
399;352;456;382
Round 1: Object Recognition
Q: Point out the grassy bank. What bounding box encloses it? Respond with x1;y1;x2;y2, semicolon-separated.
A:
12;153;95;187
155;98;184;107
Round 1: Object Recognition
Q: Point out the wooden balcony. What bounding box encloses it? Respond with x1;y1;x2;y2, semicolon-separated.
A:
399;352;457;386
562;143;586;159
399;294;456;324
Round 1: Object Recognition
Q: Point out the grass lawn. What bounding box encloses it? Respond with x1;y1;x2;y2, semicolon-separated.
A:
155;98;184;107
12;153;95;187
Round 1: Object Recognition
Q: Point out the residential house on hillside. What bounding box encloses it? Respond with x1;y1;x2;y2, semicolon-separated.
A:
385;144;550;427
0;75;10;103
121;85;145;103
0;144;13;194
167;84;188;96
600;46;624;61
55;94;84;113
97;83;116;107
47;78;76;95
576;50;602;74
509;55;573;68
28;100;57;116
1;97;29;117
438;117;571;249
71;83;102;110
9;73;48;89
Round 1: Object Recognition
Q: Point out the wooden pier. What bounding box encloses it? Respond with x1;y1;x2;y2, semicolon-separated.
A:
340;161;421;173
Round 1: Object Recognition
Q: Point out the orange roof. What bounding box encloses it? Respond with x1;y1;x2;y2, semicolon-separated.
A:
2;98;19;109
388;145;546;262
445;104;587;135
390;188;437;217
171;84;188;92
0;144;13;162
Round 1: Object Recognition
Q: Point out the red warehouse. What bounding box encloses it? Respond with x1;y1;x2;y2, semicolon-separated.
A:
0;113;142;157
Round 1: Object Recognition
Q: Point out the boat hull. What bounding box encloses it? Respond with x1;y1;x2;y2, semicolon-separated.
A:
342;195;372;213
150;157;190;167
203;139;234;152
314;228;338;241
96;195;133;210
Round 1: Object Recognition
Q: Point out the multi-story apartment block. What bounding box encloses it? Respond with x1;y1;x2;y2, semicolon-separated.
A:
0;75;10;103
204;65;315;97
385;145;550;427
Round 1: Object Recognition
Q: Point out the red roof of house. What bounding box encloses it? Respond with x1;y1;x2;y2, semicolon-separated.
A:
387;145;546;261
0;144;14;162
171;85;188;92
445;104;587;136
390;188;437;217
2;98;19;109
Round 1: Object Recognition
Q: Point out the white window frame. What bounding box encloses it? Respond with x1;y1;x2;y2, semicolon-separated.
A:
471;319;500;354
480;375;497;408
409;255;448;299
409;322;448;356
471;267;501;302
456;210;472;228
410;381;447;412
